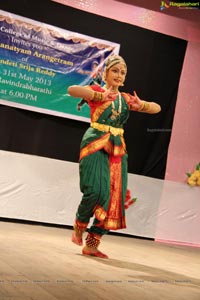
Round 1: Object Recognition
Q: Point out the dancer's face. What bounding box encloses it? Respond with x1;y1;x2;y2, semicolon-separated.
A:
105;62;127;89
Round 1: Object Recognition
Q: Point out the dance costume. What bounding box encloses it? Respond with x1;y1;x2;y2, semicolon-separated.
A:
74;85;134;246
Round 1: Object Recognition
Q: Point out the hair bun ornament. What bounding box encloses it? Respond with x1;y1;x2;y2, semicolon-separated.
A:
105;55;127;70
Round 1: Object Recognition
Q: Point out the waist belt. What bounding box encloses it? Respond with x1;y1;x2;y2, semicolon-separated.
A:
90;122;124;136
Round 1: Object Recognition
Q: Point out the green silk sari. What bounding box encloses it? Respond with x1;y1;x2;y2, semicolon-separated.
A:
76;85;131;231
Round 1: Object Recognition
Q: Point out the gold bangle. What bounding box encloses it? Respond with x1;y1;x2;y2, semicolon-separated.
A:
143;102;150;111
138;101;150;112
93;91;103;101
138;101;145;111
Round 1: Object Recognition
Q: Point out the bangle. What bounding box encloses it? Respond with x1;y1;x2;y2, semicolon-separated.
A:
138;101;150;112
92;91;103;101
138;101;145;111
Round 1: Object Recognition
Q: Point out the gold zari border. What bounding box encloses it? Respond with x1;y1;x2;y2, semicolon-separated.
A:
91;122;124;136
79;133;110;160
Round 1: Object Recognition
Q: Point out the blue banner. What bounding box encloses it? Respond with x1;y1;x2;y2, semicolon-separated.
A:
0;10;120;122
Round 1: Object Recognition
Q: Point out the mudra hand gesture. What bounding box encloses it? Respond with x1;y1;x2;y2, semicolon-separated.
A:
102;86;118;101
128;91;143;111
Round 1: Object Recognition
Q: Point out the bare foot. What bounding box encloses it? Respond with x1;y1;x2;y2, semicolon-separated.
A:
82;245;108;259
71;231;83;246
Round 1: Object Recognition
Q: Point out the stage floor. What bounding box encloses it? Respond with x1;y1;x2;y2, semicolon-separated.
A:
0;221;199;300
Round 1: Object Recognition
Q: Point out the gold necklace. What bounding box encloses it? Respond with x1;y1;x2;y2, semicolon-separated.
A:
110;93;122;120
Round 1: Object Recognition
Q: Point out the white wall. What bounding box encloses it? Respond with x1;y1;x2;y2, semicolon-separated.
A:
0;150;199;246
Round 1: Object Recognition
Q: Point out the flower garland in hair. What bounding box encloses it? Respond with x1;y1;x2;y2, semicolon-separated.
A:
186;162;200;187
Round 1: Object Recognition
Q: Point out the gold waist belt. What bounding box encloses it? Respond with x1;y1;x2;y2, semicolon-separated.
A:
90;122;124;136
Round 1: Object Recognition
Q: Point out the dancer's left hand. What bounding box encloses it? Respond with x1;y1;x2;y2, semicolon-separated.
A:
102;86;118;101
128;91;143;110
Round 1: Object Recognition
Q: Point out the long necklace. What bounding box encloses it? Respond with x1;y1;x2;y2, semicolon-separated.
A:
110;92;122;120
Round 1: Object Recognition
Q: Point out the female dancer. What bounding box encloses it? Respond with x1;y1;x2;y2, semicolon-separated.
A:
68;55;161;259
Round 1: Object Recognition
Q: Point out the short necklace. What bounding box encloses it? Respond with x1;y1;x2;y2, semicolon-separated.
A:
110;92;122;120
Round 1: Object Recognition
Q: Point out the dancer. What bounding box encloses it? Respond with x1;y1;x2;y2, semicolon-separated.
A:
68;55;161;259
